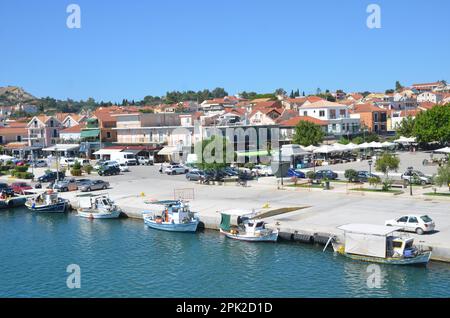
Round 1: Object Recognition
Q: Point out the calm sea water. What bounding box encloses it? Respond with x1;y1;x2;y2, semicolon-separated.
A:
1;208;449;298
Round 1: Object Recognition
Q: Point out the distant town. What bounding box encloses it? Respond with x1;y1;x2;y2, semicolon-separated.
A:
0;80;448;160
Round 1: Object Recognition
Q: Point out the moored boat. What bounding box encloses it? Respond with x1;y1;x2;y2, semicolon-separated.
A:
328;223;432;265
25;190;69;213
143;200;199;232
0;191;27;209
219;209;278;242
77;194;122;219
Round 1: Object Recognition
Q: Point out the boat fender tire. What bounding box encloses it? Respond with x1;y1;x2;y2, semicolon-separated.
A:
8;200;14;207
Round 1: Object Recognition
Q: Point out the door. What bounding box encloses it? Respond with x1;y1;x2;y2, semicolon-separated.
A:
406;216;419;232
396;216;409;230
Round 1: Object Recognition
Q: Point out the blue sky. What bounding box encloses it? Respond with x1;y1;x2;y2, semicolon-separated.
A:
0;0;449;102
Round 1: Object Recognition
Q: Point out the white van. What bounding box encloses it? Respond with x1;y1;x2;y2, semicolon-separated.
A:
110;152;137;165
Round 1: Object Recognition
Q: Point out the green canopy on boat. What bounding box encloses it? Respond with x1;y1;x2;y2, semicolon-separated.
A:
220;213;231;231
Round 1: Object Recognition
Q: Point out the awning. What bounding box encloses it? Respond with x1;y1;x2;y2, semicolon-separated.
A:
158;146;177;156
93;149;122;156
80;129;100;138
42;144;80;152
236;150;271;157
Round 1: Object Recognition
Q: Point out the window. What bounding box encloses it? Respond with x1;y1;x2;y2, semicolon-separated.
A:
319;110;325;117
0;136;3;143
373;112;379;122
421;215;433;223
397;216;408;222
17;136;22;142
340;109;346;117
393;241;403;248
53;129;58;137
408;217;418;223
106;132;111;139
303;111;307;116
50;120;54;127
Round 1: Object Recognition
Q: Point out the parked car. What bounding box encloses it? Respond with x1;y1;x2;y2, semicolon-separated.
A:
165;165;189;175
37;171;66;183
315;170;338;180
119;163;130;172
75;179;91;187
223;167;239;176
31;160;48;168
385;214;435;235
137;156;154;165
53;178;78;192
203;170;226;182
252;165;273;176
287;168;305;178
0;183;15;196
351;171;381;183
186;170;205;181
401;169;432;185
15;160;27;166
60;157;76;167
78;179;110;192
94;160;107;170
11;182;33;195
98;165;121;176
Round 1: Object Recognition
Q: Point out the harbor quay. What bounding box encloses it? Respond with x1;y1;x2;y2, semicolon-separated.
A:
34;164;450;263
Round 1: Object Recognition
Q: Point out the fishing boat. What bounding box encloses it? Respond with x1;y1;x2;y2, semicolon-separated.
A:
25;190;69;213
77;194;122;219
219;209;278;242
0;191;27;209
326;223;432;265
143;200;199;232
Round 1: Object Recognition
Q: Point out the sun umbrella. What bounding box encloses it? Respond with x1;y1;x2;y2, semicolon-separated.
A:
381;141;396;148
434;147;450;154
357;142;371;149
313;145;338;154
303;145;318;152
368;141;383;148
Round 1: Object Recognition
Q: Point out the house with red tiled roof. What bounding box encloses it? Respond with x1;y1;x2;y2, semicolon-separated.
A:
412;81;446;93
248;108;282;125
278;116;328;141
417;92;444;104
26;115;63;147
417;102;436;111
351;103;388;133
298;100;360;136
389;109;422;132
0;125;28;145
60;124;84;142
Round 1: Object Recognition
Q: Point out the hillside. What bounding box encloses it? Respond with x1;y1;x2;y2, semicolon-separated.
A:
0;86;37;106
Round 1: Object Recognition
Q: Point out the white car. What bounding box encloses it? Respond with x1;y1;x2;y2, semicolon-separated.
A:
252;165;273;176
385;214;435;235
165;164;189;175
119;163;130;172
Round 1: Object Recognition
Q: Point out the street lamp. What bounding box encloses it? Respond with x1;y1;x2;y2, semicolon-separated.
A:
368;159;373;175
407;166;413;196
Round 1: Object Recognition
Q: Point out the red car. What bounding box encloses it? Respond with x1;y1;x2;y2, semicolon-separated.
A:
11;182;33;195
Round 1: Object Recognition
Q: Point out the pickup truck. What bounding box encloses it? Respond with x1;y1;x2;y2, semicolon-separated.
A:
137;156;154;165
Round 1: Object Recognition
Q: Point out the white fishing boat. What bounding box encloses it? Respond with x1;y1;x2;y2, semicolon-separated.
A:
77;194;122;219
219;209;278;242
326;224;432;265
143;200;199;232
25;190;69;213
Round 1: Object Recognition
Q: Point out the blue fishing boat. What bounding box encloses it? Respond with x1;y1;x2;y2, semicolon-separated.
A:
143;200;199;232
25;191;69;213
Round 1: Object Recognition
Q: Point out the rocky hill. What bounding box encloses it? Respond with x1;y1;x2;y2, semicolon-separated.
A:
0;86;37;106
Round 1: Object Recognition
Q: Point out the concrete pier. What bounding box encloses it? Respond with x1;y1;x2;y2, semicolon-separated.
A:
13;162;450;264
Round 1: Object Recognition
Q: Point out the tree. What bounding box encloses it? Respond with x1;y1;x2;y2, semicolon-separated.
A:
395;116;415;137
434;163;450;191
274;88;286;96
385;89;395;94
292;121;325;146
195;136;234;171
413;104;450;145
395;81;404;92
375;153;400;191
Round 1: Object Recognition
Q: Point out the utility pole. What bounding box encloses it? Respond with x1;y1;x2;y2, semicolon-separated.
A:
278;146;283;187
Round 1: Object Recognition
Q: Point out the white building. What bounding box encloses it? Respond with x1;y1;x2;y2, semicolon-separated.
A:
417;92;443;104
298;100;360;136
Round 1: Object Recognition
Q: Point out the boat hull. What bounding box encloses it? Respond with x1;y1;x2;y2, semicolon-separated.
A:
220;229;278;242
25;201;68;213
144;218;199;232
78;209;121;219
0;196;27;209
332;242;431;265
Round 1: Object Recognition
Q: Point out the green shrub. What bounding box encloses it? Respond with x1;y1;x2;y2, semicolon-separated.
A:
73;160;82;170
306;171;316;180
368;177;380;188
15;165;29;173
381;178;393;191
83;164;93;175
345;169;358;182
13;172;34;179
70;169;82;176
244;163;255;170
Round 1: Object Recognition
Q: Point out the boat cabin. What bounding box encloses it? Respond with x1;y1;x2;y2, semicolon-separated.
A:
146;200;195;224
338;224;416;259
